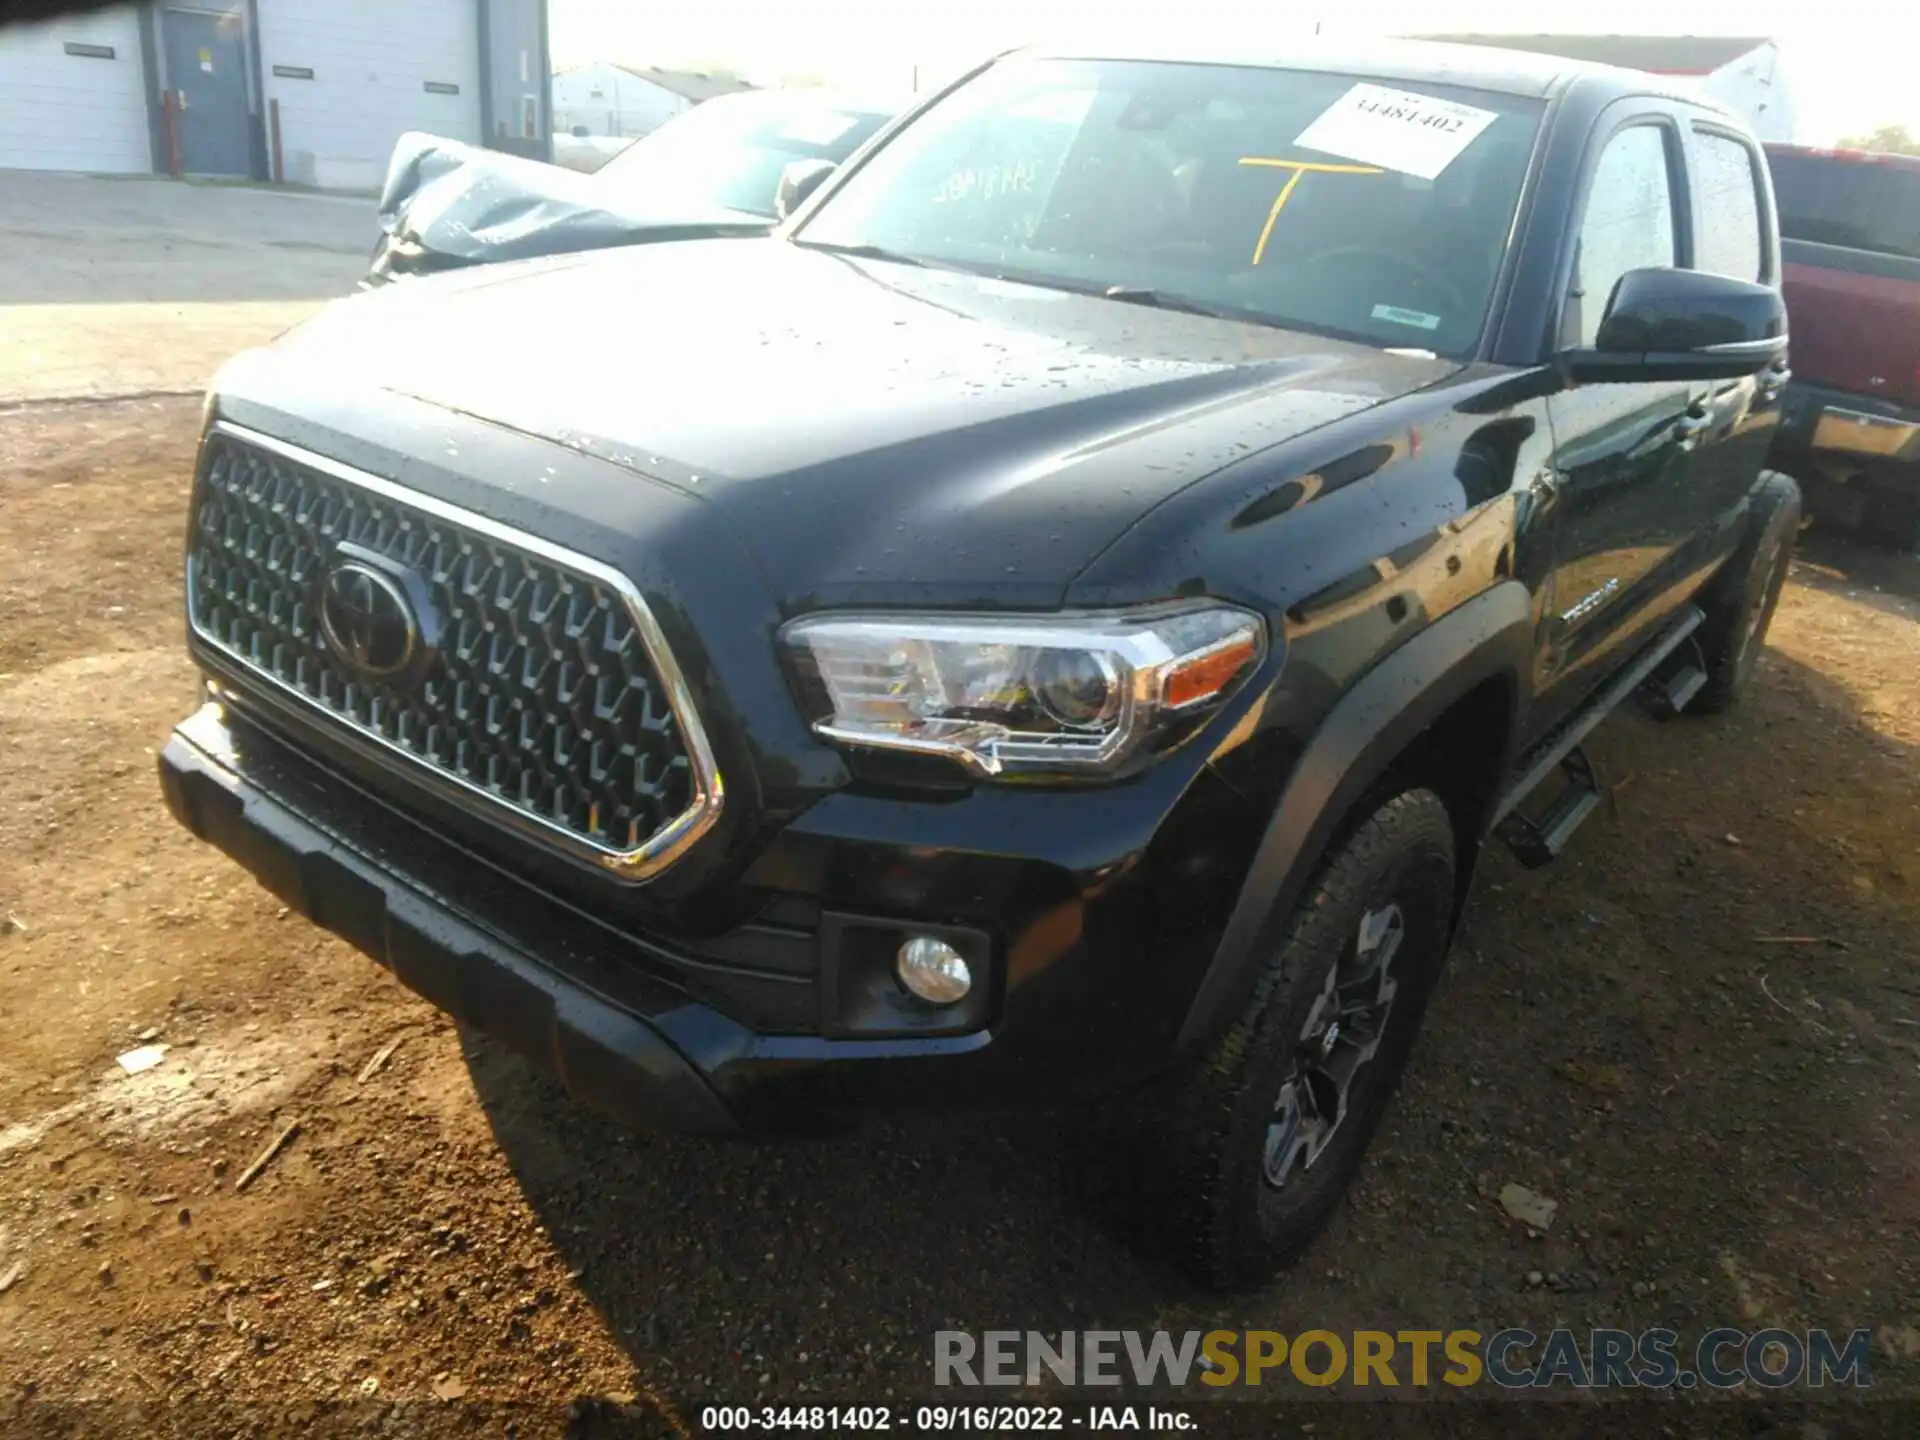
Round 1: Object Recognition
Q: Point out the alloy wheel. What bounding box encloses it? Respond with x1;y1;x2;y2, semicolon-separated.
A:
1262;901;1406;1190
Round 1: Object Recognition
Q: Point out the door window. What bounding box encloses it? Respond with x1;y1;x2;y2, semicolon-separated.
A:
1567;124;1677;347
1691;130;1766;281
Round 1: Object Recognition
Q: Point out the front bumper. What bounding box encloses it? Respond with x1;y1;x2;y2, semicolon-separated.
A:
159;697;1262;1132
161;702;746;1134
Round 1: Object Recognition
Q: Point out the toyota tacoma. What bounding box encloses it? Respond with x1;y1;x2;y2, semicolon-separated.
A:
161;40;1797;1288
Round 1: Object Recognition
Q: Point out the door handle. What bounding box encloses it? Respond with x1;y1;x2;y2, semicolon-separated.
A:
1674;403;1711;451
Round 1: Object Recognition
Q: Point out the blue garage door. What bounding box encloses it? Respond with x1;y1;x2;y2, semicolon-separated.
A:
163;8;251;176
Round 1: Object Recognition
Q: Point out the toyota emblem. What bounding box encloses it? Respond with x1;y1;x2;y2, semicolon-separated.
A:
319;560;418;680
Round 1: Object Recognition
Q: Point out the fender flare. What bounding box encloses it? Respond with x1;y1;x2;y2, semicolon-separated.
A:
1175;581;1535;1054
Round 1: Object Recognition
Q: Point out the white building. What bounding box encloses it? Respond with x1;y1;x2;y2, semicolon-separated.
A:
0;0;551;189
552;63;754;141
1420;34;1798;143
0;5;153;174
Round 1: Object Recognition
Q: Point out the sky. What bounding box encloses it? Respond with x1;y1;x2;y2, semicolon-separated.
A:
548;0;1920;144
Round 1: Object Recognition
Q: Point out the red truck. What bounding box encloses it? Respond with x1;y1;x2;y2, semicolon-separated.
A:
1765;143;1920;548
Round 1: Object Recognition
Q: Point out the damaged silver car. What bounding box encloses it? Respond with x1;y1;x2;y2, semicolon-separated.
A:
367;88;900;285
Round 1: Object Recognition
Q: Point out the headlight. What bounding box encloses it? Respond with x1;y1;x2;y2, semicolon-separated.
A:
780;604;1266;777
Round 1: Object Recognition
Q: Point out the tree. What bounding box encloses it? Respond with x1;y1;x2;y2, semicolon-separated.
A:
1837;124;1920;157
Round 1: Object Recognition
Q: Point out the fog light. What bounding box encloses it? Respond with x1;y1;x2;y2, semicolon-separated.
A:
896;936;972;1005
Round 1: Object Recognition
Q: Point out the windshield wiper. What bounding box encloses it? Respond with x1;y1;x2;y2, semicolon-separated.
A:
791;239;931;269
966;265;1260;324
794;248;1279;328
1096;285;1243;320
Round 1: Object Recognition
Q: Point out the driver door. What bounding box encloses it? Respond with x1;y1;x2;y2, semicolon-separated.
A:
1535;117;1706;730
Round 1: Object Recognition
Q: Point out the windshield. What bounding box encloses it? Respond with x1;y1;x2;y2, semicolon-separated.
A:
1767;148;1920;260
795;58;1543;356
596;92;892;218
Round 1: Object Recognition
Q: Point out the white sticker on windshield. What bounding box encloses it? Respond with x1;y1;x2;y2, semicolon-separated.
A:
1371;303;1442;331
1294;83;1499;180
779;111;861;147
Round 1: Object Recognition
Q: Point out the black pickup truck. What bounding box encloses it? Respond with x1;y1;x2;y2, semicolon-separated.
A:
161;39;1795;1289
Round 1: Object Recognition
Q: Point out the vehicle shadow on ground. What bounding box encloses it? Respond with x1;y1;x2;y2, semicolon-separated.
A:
464;635;1919;1406
462;1049;1179;1379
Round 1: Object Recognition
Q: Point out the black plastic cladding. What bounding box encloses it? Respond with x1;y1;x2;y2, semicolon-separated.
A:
187;432;696;854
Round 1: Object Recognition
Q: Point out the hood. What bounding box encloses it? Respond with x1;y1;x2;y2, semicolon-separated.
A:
374;131;767;278
263;239;1459;608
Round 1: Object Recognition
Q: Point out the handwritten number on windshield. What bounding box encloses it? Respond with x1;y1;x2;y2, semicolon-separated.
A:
935;162;1039;204
1237;157;1383;265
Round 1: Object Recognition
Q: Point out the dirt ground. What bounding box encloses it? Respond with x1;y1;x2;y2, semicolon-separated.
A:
1;398;1916;1439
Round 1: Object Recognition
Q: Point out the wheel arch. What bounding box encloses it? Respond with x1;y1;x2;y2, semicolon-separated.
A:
1176;581;1534;1056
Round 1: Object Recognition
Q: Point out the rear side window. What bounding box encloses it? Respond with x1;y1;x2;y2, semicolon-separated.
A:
1569;124;1676;347
1767;148;1920;260
1690;130;1766;281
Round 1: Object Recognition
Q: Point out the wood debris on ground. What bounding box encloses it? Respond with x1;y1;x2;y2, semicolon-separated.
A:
356;1035;407;1083
233;1117;302;1193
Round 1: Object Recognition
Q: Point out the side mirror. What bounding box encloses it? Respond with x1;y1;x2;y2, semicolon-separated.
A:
1567;267;1787;384
775;158;838;221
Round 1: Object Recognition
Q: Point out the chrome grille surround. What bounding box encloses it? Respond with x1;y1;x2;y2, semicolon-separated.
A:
185;422;723;880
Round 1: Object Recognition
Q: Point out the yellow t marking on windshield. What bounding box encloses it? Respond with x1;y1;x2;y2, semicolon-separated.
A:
1237;157;1383;266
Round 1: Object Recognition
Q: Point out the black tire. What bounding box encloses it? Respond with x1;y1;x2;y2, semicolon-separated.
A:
1692;469;1800;715
1153;789;1456;1291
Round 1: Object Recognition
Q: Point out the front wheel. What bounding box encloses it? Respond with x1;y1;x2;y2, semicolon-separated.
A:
1153;788;1457;1291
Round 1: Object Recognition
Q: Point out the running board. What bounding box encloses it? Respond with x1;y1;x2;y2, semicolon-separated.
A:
1490;604;1706;862
1641;633;1709;719
1496;746;1602;868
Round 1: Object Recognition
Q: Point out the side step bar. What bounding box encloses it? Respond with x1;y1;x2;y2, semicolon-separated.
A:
1497;746;1602;869
1642;633;1710;719
1491;605;1705;867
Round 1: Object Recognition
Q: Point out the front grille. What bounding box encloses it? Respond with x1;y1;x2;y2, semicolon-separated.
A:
185;424;720;877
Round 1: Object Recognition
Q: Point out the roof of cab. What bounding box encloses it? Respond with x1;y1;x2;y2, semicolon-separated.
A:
1019;35;1702;105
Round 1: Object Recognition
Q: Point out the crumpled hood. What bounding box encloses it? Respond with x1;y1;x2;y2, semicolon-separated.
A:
255;238;1459;608
373;131;766;279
